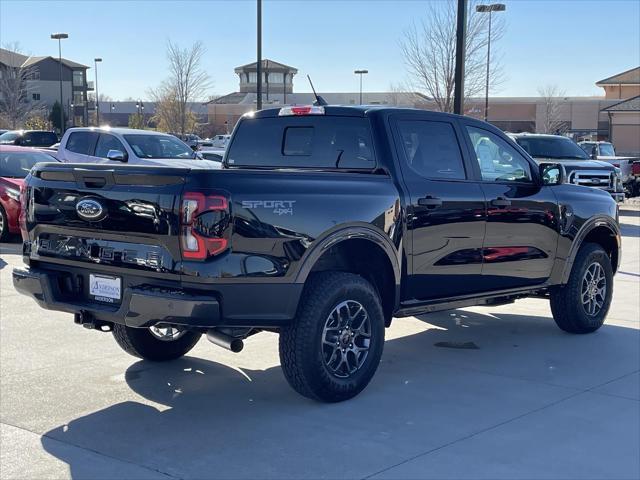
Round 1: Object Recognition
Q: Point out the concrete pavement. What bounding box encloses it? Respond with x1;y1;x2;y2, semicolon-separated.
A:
1;207;638;479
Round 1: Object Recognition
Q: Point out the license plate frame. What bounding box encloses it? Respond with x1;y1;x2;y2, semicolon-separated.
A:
89;274;121;304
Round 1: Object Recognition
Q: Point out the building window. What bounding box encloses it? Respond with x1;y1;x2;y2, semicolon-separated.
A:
268;72;283;83
73;70;84;87
32;93;40;101
26;68;40;80
73;92;84;105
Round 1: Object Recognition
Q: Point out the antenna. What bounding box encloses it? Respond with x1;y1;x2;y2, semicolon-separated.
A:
307;75;328;106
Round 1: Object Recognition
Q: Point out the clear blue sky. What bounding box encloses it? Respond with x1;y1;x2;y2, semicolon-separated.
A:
1;0;638;100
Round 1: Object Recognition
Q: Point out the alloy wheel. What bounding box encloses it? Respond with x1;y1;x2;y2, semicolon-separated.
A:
581;262;607;316
321;300;371;378
149;325;187;341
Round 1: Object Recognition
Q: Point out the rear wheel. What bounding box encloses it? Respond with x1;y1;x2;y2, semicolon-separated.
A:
550;243;613;334
279;272;385;402
112;324;201;361
0;205;8;242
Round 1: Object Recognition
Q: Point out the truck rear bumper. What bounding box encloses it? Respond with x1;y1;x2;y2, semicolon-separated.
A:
12;266;301;329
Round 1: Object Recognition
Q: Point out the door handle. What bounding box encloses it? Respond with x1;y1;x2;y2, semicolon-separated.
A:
418;196;443;208
491;197;511;208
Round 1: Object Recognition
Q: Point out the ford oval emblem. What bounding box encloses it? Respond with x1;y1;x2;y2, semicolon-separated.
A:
76;199;105;221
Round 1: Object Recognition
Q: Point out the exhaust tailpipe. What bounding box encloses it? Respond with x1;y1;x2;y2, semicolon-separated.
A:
206;329;244;353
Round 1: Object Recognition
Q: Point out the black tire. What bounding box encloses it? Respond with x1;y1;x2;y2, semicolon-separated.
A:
550;242;613;334
112;324;201;361
279;272;385;402
0;205;8;242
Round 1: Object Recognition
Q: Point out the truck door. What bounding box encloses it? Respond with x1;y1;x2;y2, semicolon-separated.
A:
461;123;560;289
391;114;487;301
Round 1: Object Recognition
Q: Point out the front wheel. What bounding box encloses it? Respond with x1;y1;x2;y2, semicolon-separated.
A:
279;272;385;402
0;205;8;242
113;324;201;361
550;243;613;334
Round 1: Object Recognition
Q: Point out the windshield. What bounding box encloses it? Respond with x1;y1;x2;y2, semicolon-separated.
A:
599;143;616;156
0;132;20;144
0;150;57;177
515;136;588;160
123;134;195;159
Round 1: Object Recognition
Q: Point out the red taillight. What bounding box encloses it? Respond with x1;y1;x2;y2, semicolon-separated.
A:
180;192;229;260
18;183;28;241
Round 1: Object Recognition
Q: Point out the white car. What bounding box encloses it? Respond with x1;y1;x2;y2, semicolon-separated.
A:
57;127;219;168
209;134;231;148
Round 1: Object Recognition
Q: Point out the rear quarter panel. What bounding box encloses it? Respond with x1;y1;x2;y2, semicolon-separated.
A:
182;169;403;285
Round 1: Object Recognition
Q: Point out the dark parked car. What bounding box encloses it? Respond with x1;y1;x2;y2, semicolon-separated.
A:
13;106;620;401
0;145;58;241
0;130;58;148
509;133;625;203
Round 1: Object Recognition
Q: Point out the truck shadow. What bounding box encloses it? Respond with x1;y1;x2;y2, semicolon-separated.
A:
38;308;640;479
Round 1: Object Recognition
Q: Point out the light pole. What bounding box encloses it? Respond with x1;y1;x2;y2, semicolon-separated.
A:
94;57;102;125
50;33;69;134
256;0;262;110
476;3;505;122
354;69;368;105
135;100;144;127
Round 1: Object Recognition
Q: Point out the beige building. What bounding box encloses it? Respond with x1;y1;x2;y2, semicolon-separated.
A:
207;62;639;152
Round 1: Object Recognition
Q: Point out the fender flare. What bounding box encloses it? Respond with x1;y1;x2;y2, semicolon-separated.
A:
560;215;621;284
294;224;402;307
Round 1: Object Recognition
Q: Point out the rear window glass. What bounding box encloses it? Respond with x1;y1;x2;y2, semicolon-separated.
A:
227;116;375;169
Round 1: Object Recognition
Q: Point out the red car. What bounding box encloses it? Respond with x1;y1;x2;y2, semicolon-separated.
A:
0;145;58;241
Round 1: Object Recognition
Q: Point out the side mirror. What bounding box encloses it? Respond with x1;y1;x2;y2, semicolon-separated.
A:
540;163;564;186
191;144;199;151
14;138;22;146
106;149;127;162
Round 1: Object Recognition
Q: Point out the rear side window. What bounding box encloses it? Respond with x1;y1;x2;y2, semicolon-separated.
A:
227;116;375;169
66;132;99;155
396;120;466;180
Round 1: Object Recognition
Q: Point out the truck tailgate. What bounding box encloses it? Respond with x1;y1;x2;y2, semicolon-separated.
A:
24;163;189;277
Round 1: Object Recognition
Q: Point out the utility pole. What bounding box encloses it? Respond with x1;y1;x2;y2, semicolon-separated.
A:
256;0;262;110
453;0;467;115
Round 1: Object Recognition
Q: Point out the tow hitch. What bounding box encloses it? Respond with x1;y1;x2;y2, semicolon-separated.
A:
74;311;113;332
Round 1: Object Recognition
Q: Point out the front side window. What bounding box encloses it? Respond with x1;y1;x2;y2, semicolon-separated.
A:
466;126;532;183
599;143;616;156
95;134;126;158
66;131;99;155
124;134;194;159
396;120;466;180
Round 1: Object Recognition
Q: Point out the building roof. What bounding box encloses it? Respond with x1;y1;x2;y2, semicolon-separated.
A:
602;95;640;112
0;48;88;69
234;59;298;74
97;101;209;115
208;91;429;106
596;67;640;86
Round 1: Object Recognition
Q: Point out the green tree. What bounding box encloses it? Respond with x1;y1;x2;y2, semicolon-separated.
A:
128;113;145;130
48;101;67;133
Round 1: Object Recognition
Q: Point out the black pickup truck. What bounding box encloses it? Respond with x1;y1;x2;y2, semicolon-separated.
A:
13;106;620;402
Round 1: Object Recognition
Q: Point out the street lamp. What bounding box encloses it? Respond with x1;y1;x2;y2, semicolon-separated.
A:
50;33;69;134
354;69;368;105
476;3;505;122
135;100;144;127
94;58;102;125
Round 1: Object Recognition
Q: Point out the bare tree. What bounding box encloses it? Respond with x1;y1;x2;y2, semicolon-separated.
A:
399;0;505;113
387;82;421;106
162;40;211;135
537;84;567;134
149;84;197;134
0;43;43;128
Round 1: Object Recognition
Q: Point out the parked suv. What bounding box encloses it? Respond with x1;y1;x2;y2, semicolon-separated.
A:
0;130;58;148
14;106;620;402
509;133;624;202
57;127;219;167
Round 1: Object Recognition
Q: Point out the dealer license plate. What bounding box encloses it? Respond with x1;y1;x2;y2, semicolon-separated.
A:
89;274;121;303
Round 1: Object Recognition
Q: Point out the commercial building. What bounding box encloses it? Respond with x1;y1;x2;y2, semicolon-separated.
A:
0;47;93;127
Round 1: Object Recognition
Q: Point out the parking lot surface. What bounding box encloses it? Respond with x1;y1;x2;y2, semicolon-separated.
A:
1;207;638;480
